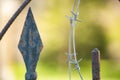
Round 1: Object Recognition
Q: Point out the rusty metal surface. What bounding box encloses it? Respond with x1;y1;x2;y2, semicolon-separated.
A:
18;7;43;80
0;0;31;40
91;48;100;80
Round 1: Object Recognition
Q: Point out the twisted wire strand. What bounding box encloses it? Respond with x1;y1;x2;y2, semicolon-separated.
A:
68;0;84;80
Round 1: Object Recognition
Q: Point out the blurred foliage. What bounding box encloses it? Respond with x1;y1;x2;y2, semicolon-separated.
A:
12;60;120;80
81;0;109;6
76;23;108;59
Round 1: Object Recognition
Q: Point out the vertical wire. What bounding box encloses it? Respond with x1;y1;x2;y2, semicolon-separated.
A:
68;0;75;78
72;0;76;12
72;0;84;80
78;71;84;80
68;0;82;80
72;23;77;61
76;0;80;14
68;27;71;80
72;0;81;61
68;18;73;80
68;61;71;80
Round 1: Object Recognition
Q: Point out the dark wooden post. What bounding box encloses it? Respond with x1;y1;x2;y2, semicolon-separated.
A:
18;7;43;80
91;48;100;80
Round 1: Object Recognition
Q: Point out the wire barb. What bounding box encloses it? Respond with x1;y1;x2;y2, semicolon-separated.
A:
67;0;84;80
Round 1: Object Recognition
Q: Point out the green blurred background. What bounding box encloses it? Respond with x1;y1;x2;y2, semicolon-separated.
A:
0;0;120;80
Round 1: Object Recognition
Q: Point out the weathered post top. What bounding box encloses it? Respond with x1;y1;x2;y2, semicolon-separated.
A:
91;48;100;80
18;7;43;80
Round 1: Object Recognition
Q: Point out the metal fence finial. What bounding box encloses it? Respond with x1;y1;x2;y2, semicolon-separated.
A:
18;7;43;80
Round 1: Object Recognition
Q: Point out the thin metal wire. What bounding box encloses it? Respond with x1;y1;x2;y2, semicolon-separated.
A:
72;0;76;12
76;0;80;14
67;0;84;80
71;0;80;65
68;17;73;80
